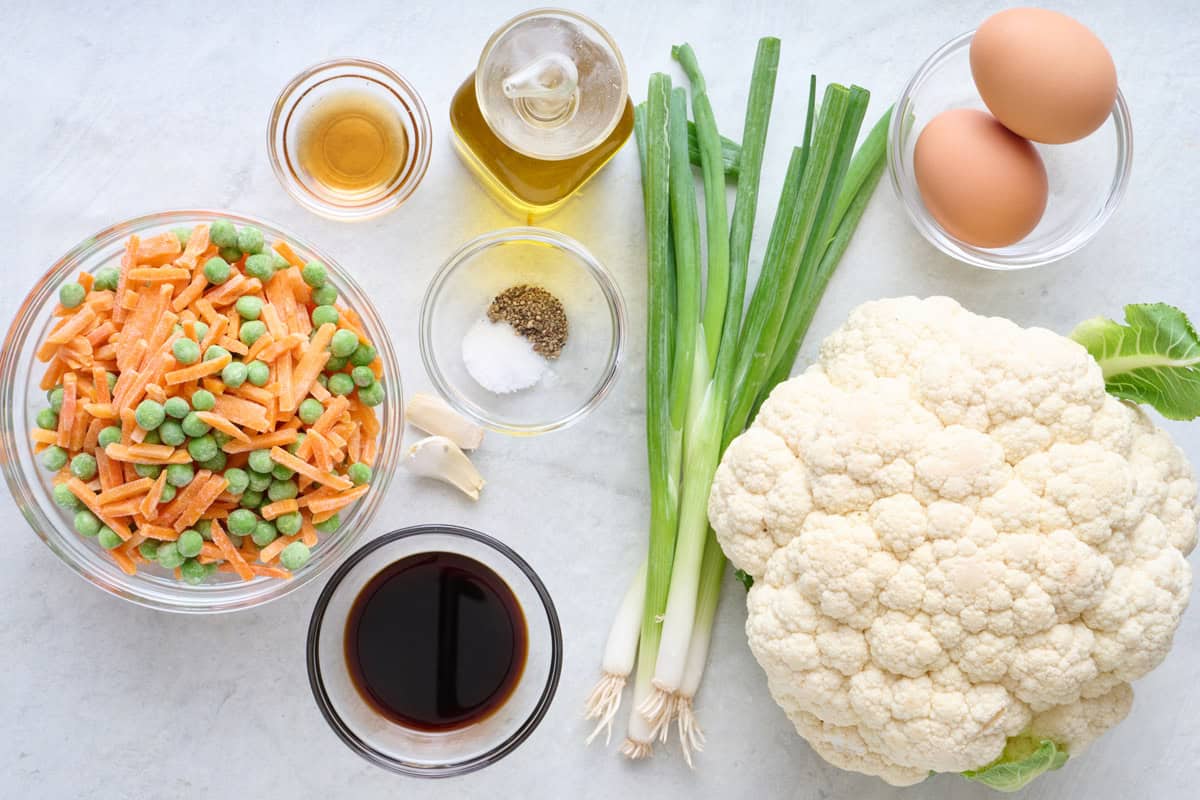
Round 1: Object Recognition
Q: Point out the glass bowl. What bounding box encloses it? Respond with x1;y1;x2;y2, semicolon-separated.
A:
888;31;1133;270
0;210;404;613
268;58;432;221
419;227;625;435
306;524;562;777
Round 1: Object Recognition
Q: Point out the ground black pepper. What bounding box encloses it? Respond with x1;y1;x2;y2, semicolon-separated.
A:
487;285;569;359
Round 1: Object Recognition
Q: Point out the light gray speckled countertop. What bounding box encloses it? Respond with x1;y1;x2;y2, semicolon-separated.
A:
2;1;1198;798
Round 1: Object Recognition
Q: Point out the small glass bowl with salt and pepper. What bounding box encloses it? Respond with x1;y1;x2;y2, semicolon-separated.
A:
419;228;625;435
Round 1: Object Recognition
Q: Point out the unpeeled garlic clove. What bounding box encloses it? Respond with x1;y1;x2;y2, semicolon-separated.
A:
405;393;485;450
404;435;485;500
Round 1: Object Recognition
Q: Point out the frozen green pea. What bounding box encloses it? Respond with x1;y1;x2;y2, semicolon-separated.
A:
181;412;210;438
105;372;117;391
203;256;232;285
279;541;310;569
227;533;244;548
221;361;248;387
191;389;215;411
218;246;242;263
192;321;209;341
172;227;192;247
247;470;272;492
172;338;200;365
239;489;264;509
301;261;327;288
251;520;277;547
313;513;341;534
358;381;384;407
166;463;195;488
194;519;212;539
349;343;376;367
198;451;227;472
235;295;263;320
52;482;81;510
272;252;290;271
324;355;348;372
187;435;218;463
298;398;324;425
237;226;264;254
275;512;303;537
97;527;122;550
41;445;68;471
177;529;204;558
271;463;294;481
204;345;229;362
312;284;337;306
142;429;161;446
311;305;339;327
316;374;328;389
135;399;165;431
138;540;160;560
158;420;186;447
239;320;266;346
97;426;122;448
74;509;101;537
246;360;270;387
59;282;86;308
328;373;354;396
180;557;207;584
224;468;250;495
210;219;238;248
159;483;177;503
228;508;258;535
134;463;162;479
93;266;121;291
70;453;97;481
248;449;274;474
330;329;359;358
36;408;59;430
267;479;297;502
347;462;372;486
287;432;306;455
351;366;375;387
48;386;64;412
163;396;190;420
157;541;185;569
243;253;276;282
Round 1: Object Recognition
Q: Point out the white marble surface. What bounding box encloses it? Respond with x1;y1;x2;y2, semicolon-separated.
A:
2;1;1198;798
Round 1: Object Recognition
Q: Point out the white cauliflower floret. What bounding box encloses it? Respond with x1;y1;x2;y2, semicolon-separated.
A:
709;297;1198;786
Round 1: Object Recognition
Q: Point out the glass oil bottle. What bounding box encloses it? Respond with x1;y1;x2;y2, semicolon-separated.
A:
449;8;634;222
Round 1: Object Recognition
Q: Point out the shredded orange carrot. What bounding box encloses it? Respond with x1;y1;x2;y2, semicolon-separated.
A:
31;226;384;583
269;447;352;490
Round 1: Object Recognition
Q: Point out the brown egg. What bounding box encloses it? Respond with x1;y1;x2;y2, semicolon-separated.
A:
913;109;1048;248
971;7;1117;144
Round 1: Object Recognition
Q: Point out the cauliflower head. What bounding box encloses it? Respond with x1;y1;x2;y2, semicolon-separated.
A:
709;297;1198;786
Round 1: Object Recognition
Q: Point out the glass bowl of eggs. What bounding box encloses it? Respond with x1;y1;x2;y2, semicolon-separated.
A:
888;9;1132;271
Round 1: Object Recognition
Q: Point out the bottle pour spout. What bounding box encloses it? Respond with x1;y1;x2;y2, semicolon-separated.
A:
501;53;579;124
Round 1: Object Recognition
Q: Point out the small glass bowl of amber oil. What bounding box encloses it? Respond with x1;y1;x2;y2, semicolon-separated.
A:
269;58;432;221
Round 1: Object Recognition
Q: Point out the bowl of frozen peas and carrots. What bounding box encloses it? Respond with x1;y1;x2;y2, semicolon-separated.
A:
0;210;403;613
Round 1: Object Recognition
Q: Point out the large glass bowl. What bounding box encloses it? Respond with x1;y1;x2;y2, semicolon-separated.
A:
888;31;1133;270
0;210;403;613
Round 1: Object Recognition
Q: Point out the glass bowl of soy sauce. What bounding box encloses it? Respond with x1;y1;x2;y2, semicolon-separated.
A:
306;524;562;776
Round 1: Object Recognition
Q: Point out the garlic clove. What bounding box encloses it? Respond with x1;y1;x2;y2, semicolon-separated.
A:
405;393;485;451
404;435;486;500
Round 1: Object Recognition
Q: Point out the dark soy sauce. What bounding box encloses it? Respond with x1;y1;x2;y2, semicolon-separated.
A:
344;551;527;731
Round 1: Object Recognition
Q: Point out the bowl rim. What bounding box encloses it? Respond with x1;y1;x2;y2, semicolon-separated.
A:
418;226;626;435
0;208;403;613
305;523;563;778
886;29;1134;271
267;57;433;222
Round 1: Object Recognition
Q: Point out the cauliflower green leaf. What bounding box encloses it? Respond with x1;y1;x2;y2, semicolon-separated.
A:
1070;303;1200;420
961;736;1068;793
